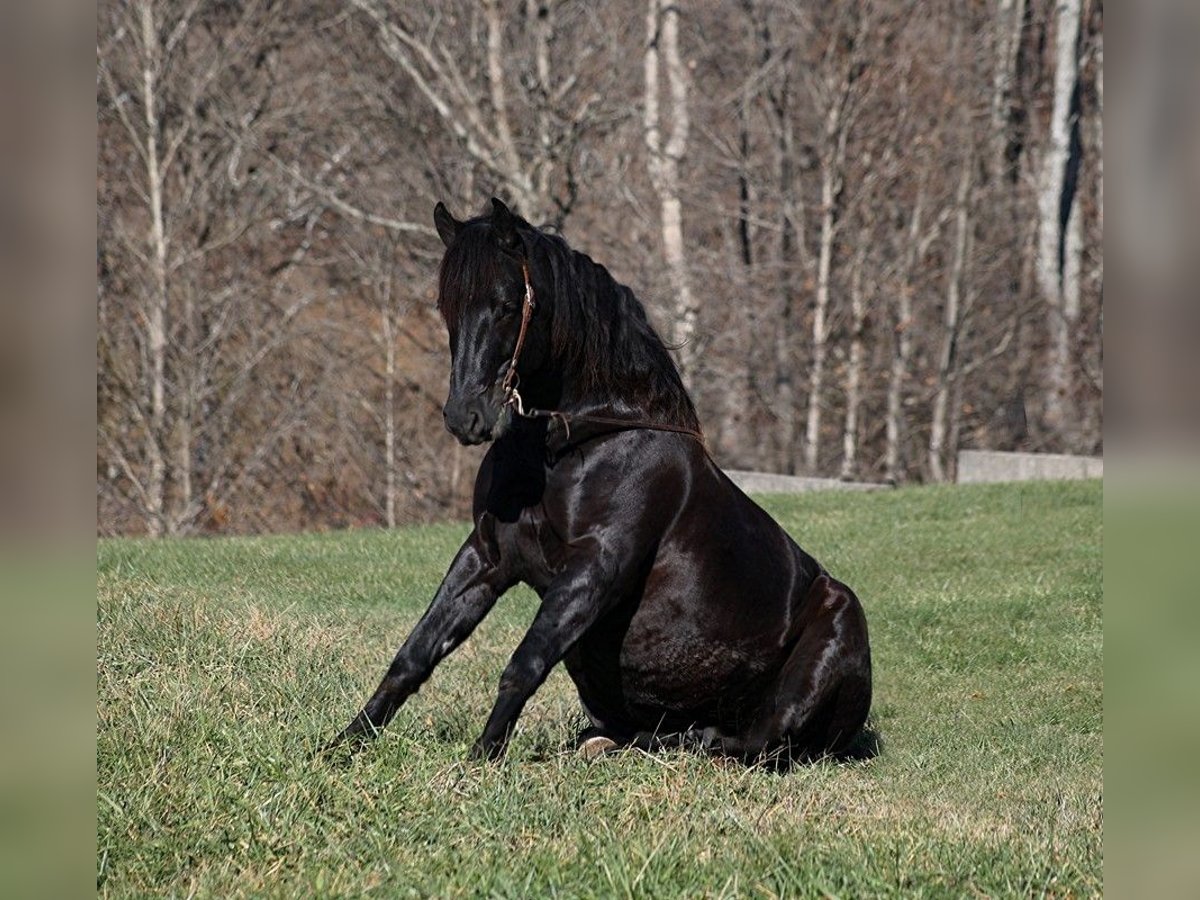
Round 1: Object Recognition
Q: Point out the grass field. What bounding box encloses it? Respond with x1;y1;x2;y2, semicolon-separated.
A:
97;480;1102;898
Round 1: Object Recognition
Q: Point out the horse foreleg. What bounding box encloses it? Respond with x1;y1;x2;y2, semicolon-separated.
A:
470;568;615;761
325;535;509;753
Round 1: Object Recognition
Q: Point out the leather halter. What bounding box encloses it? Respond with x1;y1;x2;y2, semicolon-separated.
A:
499;262;704;445
498;261;536;403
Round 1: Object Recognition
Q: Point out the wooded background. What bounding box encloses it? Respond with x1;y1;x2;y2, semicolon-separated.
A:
97;0;1103;536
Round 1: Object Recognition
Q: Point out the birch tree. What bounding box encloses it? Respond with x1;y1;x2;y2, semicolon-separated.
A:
97;0;329;534
928;150;974;482
1037;0;1084;438
345;0;619;226
97;0;174;534
759;3;808;474
990;0;1028;182
840;234;870;480
644;0;699;386
800;4;870;474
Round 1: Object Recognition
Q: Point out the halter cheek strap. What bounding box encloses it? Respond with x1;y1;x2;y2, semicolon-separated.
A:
499;261;536;411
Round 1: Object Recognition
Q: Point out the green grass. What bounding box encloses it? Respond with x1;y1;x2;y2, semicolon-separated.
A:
97;480;1102;898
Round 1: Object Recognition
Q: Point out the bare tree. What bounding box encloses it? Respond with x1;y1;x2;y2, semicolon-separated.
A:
929;148;975;482
344;0;619;226
800;4;870;475
644;0;699;386
1037;0;1084;439
95;0;1105;535
764;6;807;474
98;0;332;535
990;0;1028;182
840;233;870;480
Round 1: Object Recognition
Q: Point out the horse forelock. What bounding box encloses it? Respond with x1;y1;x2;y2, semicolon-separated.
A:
436;222;503;328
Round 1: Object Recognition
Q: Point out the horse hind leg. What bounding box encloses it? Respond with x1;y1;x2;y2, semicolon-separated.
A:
718;575;872;765
573;708;710;759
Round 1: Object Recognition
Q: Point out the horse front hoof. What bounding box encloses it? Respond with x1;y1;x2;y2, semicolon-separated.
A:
468;738;505;762
318;730;360;760
577;735;619;759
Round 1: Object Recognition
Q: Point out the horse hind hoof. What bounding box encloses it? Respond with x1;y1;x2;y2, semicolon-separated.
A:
577;734;619;760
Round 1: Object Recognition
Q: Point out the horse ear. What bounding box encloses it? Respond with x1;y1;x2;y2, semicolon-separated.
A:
490;197;521;252
433;201;461;248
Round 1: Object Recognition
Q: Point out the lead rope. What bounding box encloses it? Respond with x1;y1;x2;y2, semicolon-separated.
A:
500;261;705;446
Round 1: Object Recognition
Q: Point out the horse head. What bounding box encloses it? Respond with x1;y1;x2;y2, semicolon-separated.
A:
433;198;550;445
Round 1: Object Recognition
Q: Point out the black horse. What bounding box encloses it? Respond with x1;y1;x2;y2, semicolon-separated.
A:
329;198;871;764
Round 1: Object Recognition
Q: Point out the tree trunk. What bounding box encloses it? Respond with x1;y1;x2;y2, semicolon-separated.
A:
140;0;168;538
1081;14;1102;449
803;99;843;474
759;16;804;475
841;240;868;480
884;302;911;483
483;0;540;219
382;287;397;529
644;0;699;388
929;154;973;482
1093;21;1102;237
990;0;1027;182
773;107;800;474
527;0;555;221
174;287;194;536
1037;0;1083;439
885;185;925;484
734;92;760;466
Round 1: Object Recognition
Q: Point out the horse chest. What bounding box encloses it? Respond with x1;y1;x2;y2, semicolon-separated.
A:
479;506;564;593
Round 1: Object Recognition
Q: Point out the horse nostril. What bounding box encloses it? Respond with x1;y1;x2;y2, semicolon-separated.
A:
442;398;490;443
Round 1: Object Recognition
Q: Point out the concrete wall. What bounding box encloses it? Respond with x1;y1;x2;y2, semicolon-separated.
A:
956;450;1103;484
725;470;888;494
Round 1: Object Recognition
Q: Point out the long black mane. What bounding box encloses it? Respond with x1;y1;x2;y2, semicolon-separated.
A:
439;214;700;433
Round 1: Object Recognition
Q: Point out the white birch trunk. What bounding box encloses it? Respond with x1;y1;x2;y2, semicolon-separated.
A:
140;0;168;538
929;156;973;482
644;0;698;388
885;296;912;484
1037;0;1082;434
885;186;925;484
382;286;397;529
841;242;868;480
773;84;803;474
1094;28;1102;236
803;100;843;474
174;287;194;536
774;294;796;474
990;0;1027;179
1081;23;1102;447
483;0;541;218
527;0;554;216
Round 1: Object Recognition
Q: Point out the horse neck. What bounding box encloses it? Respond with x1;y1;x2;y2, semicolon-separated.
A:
527;238;698;430
547;304;697;428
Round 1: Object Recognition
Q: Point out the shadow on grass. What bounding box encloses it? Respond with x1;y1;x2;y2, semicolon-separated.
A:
749;722;883;774
527;720;884;772
311;716;883;773
831;722;884;764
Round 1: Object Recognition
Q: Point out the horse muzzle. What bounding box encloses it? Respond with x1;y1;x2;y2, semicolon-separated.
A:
443;394;509;445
